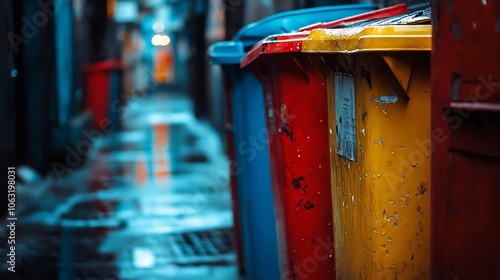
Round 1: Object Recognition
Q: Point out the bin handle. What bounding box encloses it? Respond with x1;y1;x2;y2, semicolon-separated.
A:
380;53;414;100
449;102;500;113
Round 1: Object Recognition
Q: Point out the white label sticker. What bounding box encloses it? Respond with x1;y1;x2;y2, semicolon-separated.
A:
335;73;356;161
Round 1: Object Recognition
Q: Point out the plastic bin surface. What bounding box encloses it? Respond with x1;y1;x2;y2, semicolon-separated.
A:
240;5;408;279
303;9;432;279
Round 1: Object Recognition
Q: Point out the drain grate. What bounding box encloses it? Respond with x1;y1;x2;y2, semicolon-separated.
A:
166;228;233;257
130;228;236;266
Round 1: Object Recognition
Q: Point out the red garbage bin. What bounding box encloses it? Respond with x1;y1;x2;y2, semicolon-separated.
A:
431;1;500;279
83;60;123;128
241;4;408;279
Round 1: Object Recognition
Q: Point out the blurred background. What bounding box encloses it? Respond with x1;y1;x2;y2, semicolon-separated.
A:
0;0;428;279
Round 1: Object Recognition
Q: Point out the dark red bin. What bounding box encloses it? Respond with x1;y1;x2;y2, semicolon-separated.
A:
83;60;123;128
431;1;500;279
241;4;408;279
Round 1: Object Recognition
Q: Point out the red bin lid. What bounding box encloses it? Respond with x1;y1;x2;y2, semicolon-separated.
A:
241;4;408;68
84;60;123;72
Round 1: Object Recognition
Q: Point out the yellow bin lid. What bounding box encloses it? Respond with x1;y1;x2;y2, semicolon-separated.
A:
303;9;431;53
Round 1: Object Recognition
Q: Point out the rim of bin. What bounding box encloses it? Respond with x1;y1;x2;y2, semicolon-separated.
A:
231;4;377;43
210;4;378;65
208;41;246;65
302;24;432;53
297;4;408;32
302;8;431;53
84;60;123;72
240;4;410;68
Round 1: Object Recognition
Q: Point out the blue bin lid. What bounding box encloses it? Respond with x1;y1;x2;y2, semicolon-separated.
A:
209;4;377;65
209;41;246;65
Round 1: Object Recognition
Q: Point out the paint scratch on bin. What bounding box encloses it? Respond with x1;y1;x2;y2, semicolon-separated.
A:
371;94;399;104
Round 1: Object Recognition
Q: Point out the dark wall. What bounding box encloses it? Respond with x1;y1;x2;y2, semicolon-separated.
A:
14;0;58;174
1;0;120;176
188;0;210;119
1;0;17;218
0;0;16;166
85;0;121;62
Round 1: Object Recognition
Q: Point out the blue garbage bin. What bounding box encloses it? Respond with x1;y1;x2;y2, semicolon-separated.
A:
209;4;377;280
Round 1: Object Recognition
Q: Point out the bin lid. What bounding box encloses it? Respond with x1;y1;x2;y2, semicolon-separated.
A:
241;4;409;68
297;4;408;32
208;41;246;65
209;4;377;65
84;60;123;72
303;8;432;53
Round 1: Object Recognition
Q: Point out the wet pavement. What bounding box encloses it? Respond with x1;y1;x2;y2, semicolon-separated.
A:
0;91;241;280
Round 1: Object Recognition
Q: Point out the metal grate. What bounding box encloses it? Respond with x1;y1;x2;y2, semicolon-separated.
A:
130;228;236;266
166;229;234;258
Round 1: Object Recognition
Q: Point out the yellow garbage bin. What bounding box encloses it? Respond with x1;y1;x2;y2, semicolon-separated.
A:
303;10;432;279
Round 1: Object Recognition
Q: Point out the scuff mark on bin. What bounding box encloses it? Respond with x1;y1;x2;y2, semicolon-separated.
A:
281;99;295;142
361;66;372;90
372;94;399;104
291;176;307;192
290;262;298;280
282;126;294;142
417;183;427;195
296;198;304;208
304;200;315;210
362;112;368;122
